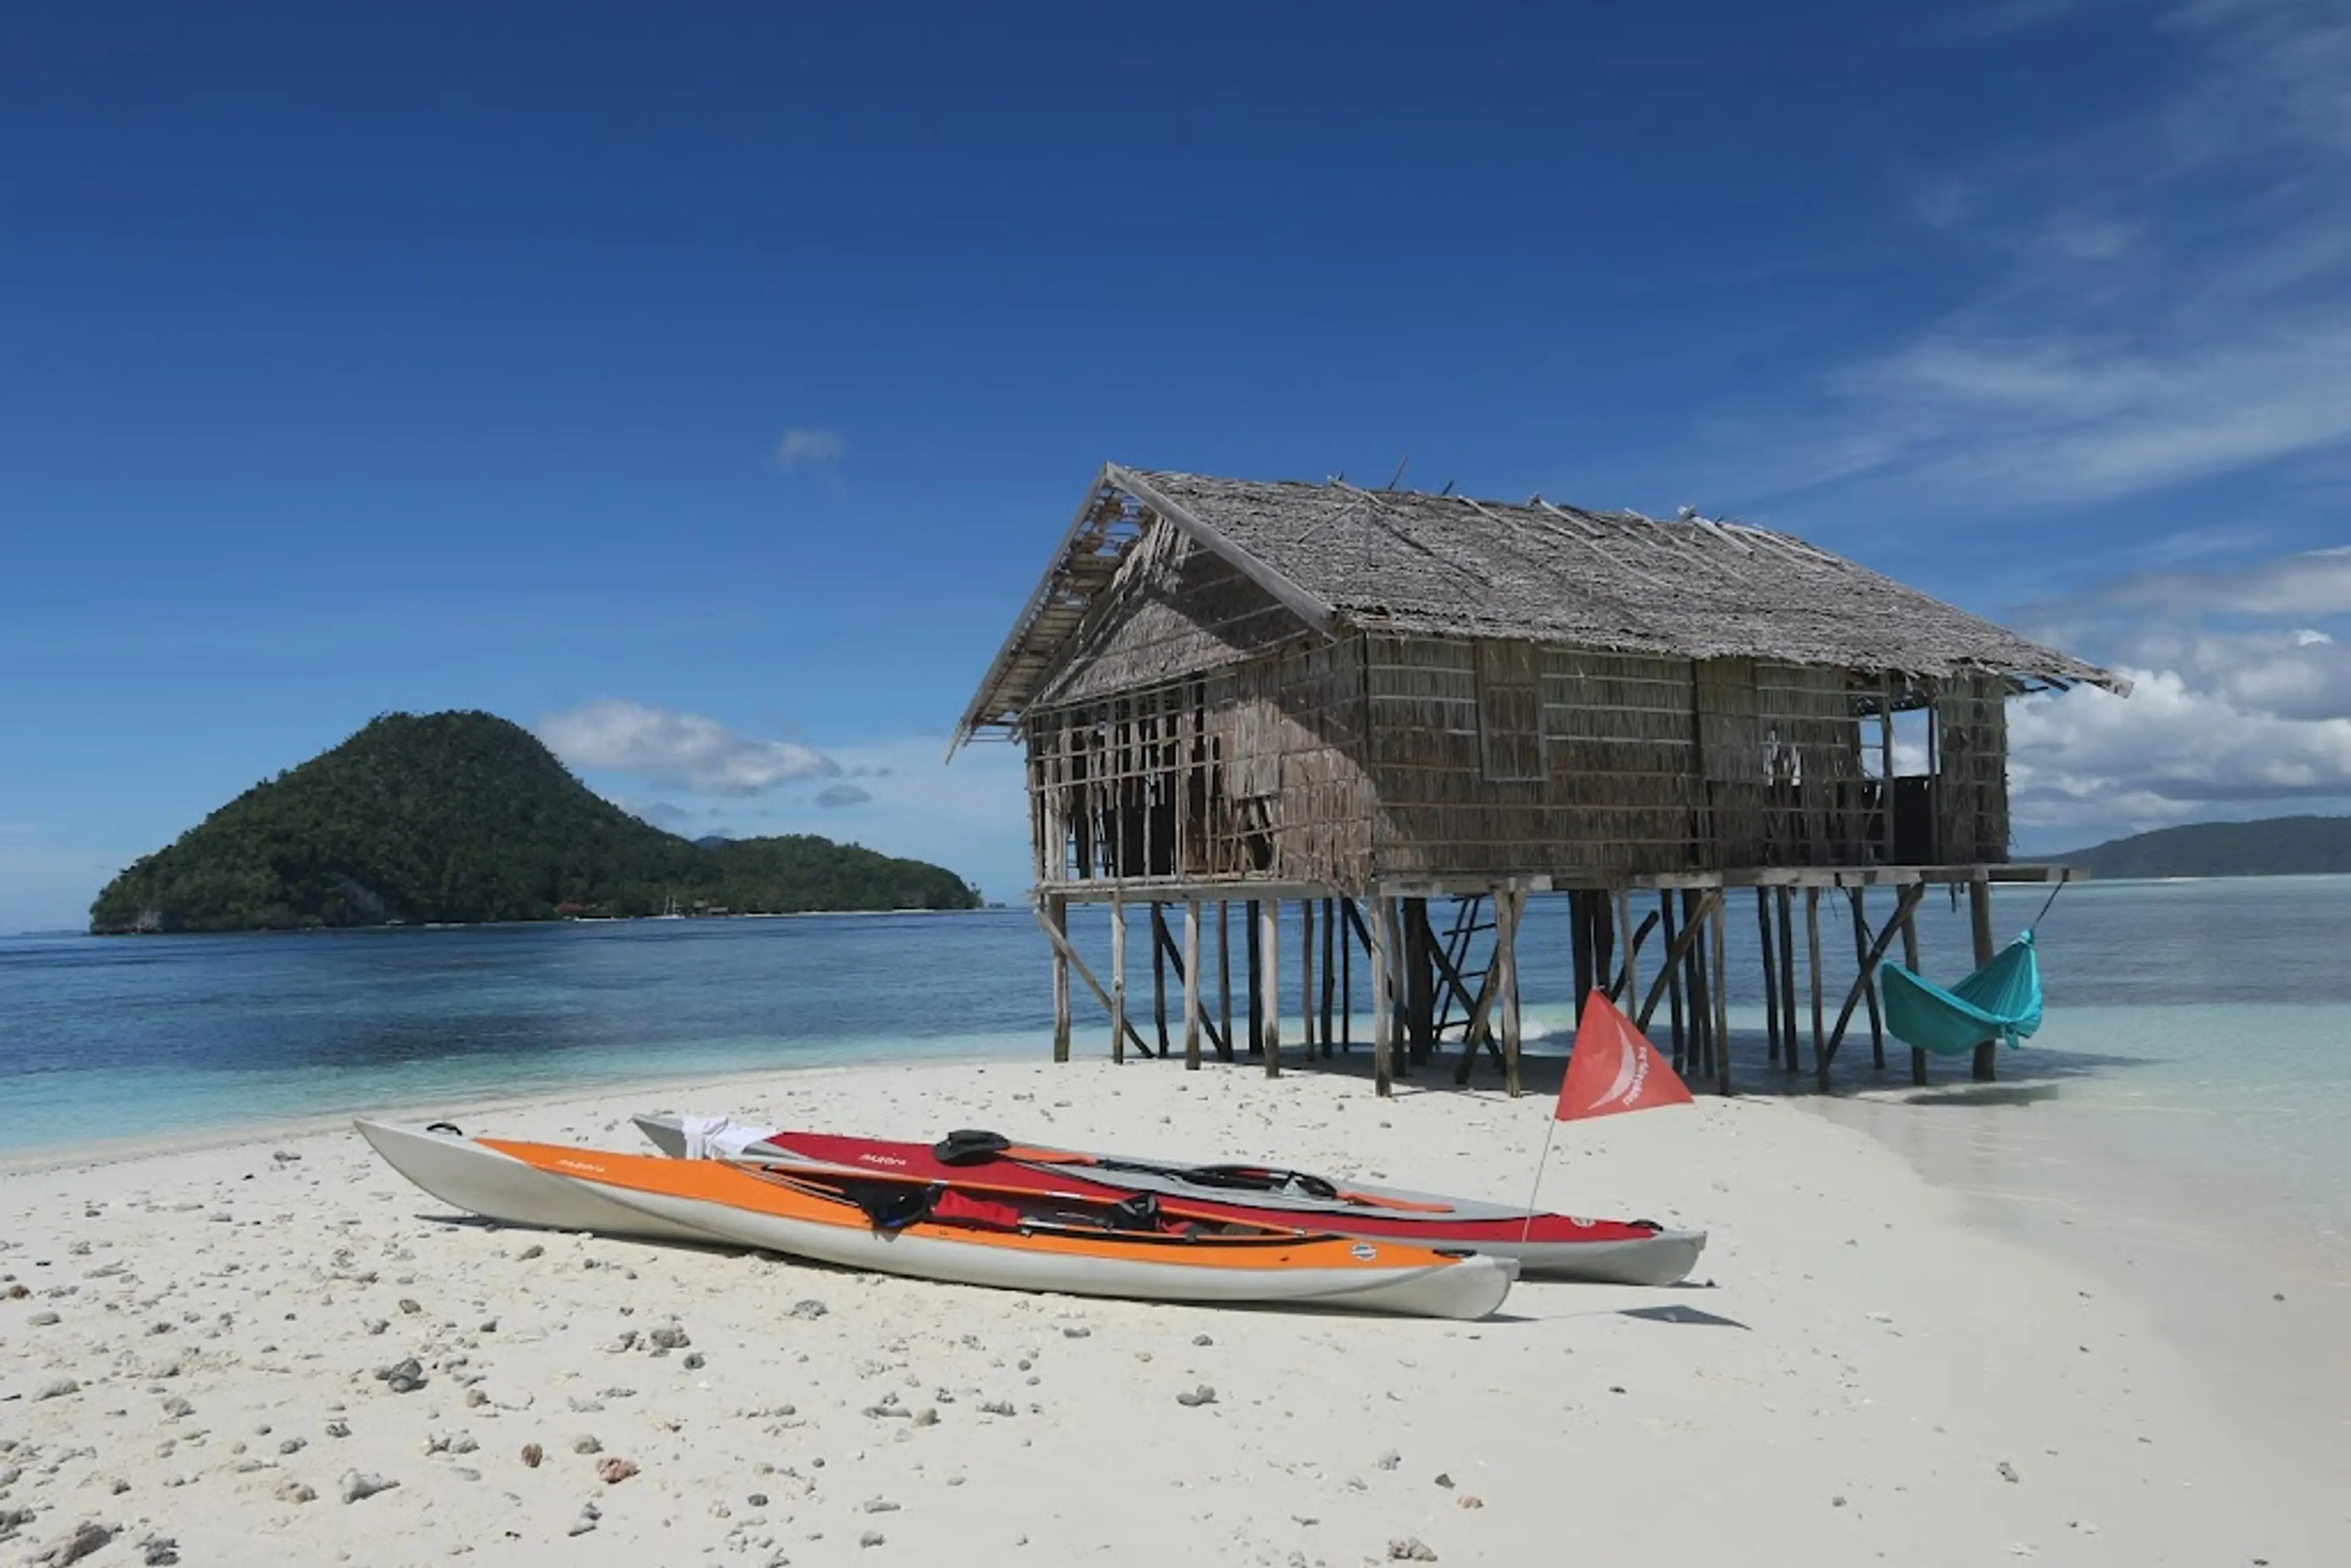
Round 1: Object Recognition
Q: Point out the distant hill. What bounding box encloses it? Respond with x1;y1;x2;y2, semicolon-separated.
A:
2057;816;2351;880
89;711;980;933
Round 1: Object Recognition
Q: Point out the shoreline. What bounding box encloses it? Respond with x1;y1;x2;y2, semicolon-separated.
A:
4;1056;2343;1564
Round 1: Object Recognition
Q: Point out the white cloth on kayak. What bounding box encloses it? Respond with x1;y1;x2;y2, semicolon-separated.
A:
675;1115;784;1161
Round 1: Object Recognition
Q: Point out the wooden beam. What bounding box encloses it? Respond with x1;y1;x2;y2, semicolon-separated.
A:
1182;897;1202;1071
1106;465;1340;637
1660;890;1687;1066
1614;885;1640;1005
1850;886;1885;1068
1824;883;1926;1072
1245;899;1262;1058
1635;888;1722;1033
1029;902;1153;1060
1756;887;1780;1068
1775;886;1799;1070
1319;896;1337;1058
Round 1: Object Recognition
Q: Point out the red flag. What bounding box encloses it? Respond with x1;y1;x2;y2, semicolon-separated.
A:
1555;989;1693;1122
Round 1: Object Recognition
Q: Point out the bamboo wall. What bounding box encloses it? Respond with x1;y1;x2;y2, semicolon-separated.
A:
1024;600;2015;891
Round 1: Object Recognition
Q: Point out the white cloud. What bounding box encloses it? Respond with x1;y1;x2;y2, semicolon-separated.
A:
775;427;846;468
539;700;839;797
815;783;872;808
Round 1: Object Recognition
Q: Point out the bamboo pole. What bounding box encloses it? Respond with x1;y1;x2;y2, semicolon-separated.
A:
1049;893;1071;1064
1826;883;1926;1068
1260;896;1281;1078
1182;898;1202;1071
1404;898;1434;1069
1110;893;1128;1065
1756;887;1780;1067
1387;897;1409;1078
1371;895;1395;1097
1969;877;1997;1082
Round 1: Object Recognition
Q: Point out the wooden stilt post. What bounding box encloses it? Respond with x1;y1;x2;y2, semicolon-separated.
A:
1320;897;1337;1057
1757;887;1780;1067
1901;898;1926;1086
1217;901;1234;1064
1371;894;1395;1097
1049;893;1071;1064
1496;886;1523;1097
1775;887;1799;1071
1710;895;1733;1095
1592;893;1614;1013
1661;890;1687;1069
1681;888;1712;1080
1387;897;1410;1078
1805;885;1825;1080
1150;902;1171;1060
1182;898;1202;1071
1260;896;1281;1077
1244;899;1262;1059
1850;887;1885;1068
1109;892;1128;1066
1340;898;1354;1050
1404;898;1434;1068
1969;877;1997;1082
1570;892;1594;1021
1615;885;1638;1005
1300;898;1316;1063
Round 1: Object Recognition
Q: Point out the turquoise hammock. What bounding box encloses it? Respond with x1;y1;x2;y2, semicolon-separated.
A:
1880;929;2043;1056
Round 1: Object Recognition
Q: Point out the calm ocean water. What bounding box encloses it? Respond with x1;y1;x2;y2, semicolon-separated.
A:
4;881;2347;1236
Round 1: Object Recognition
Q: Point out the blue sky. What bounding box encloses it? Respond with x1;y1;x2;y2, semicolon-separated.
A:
5;1;2350;931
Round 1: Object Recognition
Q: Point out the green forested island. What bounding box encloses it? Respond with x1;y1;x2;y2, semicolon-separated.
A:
2058;816;2351;880
89;711;981;933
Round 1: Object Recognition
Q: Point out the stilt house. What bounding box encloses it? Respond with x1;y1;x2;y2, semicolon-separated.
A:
953;465;2124;1096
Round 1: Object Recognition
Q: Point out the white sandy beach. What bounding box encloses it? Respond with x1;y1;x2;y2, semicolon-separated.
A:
4;1058;2345;1567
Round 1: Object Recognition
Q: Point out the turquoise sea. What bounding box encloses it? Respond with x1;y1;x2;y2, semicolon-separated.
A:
4;879;2348;1247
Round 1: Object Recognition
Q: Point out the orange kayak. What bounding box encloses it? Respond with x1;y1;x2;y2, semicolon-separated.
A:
356;1120;1515;1319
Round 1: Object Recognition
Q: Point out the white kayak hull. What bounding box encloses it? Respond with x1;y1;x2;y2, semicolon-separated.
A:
356;1120;1514;1320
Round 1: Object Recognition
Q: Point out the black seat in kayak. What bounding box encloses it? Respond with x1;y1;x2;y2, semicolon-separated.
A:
933;1129;1012;1165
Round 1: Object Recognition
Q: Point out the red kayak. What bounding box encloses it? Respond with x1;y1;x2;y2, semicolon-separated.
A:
633;1114;1704;1285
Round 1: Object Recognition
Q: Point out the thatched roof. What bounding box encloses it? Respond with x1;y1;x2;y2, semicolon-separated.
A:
954;464;2124;745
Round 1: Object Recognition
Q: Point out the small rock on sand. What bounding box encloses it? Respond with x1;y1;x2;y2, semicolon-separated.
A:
648;1325;691;1350
789;1299;828;1319
520;1444;543;1468
138;1536;180;1566
596;1457;639;1485
275;1479;317;1504
1376;1450;1401;1471
35;1377;80;1401
1998;1461;2020;1484
518;1244;544;1261
1388;1537;1439;1562
28;1311;60;1327
1192;1334;1213;1346
572;1435;602;1455
26;1520;116;1567
1175;1385;1217;1408
861;1497;900;1514
340;1471;399;1504
860;1531;885;1548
